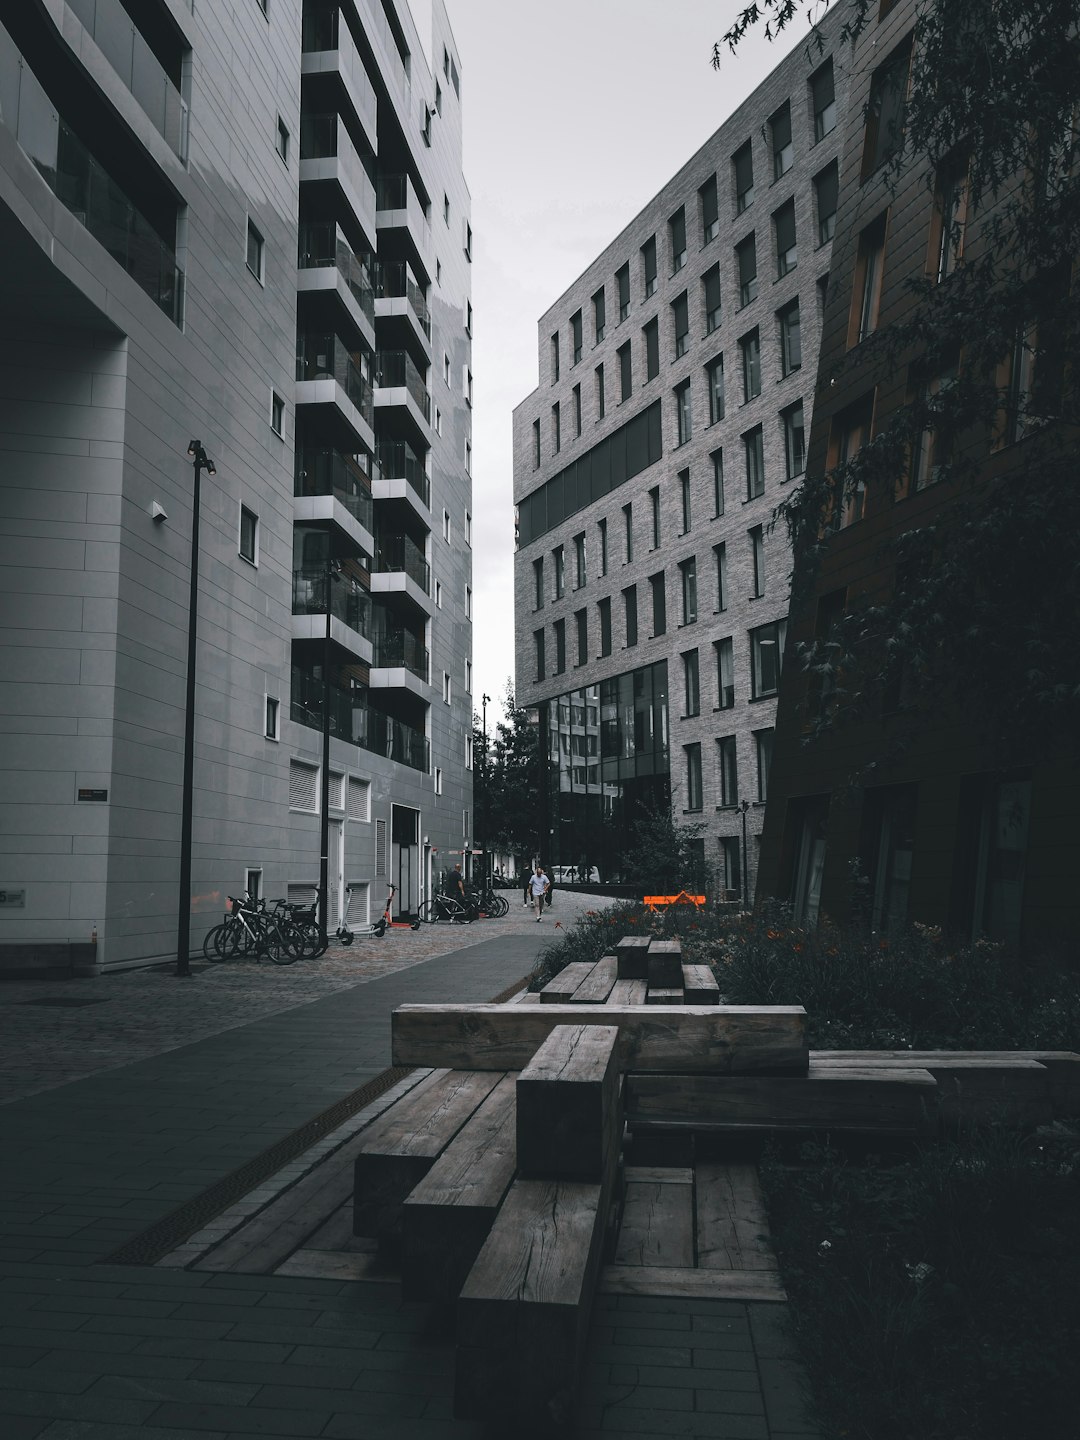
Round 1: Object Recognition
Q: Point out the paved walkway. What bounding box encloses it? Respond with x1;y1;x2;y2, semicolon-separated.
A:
0;891;818;1439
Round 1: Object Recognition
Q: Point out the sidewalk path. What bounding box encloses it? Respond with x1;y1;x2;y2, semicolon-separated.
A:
0;889;818;1439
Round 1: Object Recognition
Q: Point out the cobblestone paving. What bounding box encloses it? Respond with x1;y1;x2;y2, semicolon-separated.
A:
0;891;602;1106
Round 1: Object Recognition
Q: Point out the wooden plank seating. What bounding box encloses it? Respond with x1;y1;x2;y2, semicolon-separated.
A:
353;1068;504;1243
810;1052;1057;1126
647;939;684;989
392;1002;809;1075
570;955;618;1004
608;977;648;1005
645;987;684;1006
516;1025;621;1181
682;962;721;1006
539;961;596;1003
614;934;651;979
400;1073;518;1303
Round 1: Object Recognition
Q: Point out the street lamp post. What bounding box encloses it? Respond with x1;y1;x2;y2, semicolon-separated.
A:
176;440;215;977
739;799;751;911
318;556;341;950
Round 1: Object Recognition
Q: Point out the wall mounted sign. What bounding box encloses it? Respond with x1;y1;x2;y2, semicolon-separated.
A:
77;789;108;802
0;889;26;908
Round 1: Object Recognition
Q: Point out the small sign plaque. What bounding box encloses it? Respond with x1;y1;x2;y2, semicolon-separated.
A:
77;788;108;802
0;889;26;908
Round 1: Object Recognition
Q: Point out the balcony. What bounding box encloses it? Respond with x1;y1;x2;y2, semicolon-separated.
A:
291;566;373;663
370;623;430;686
373;440;431;516
67;0;188;160
296;333;374;448
291;665;429;772
374;259;431;358
301;1;378;151
298;220;374;344
375;349;431;448
375;172;431;284
300;111;377;251
294;449;374;555
374;534;429;593
371;532;432;617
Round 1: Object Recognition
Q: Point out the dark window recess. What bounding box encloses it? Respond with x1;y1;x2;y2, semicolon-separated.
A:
812;59;836;141
734;141;754;212
863;39;911;179
642;236;658;297
700;175;719;242
815;163;838;245
645;318;659;380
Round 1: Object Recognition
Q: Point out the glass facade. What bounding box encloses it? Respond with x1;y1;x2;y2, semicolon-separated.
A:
540;660;669;882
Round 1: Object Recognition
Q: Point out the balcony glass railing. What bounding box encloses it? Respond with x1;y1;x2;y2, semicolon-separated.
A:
370;626;429;681
298;221;374;323
291;667;429;771
67;0;187;158
300;1;377;138
295;450;374;532
374;441;430;507
375;172;431;247
376;350;431;421
374;534;430;593
292;567;371;637
300;112;375;210
375;260;431;338
296;334;374;427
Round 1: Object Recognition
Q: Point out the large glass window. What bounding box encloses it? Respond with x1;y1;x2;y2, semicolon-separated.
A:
707;355;725;426
704;265;722;333
670;206;687;272
713;542;728;612
685;742;703;811
644;318;659;380
680;556;698;625
770;102;793;180
598;597;612;657
740;329;761;401
717;735;739;807
815;163;838;245
750;619;787;698
734;141;754;212
774;201;797;277
863;40;911;179
811;59;836;141
623;585;638;647
736;234;758;308
743;425;765;499
673;292;690;358
593;287;606;342
683;649;700;716
617;261;631;321
676;380;692;445
700;175;719;243
779;300;802;375
755;729;774;802
782;400;806;480
650;571;667;637
716;636;735;709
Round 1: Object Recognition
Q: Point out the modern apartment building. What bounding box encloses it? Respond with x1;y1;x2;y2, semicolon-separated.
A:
0;0;472;972
512;8;848;893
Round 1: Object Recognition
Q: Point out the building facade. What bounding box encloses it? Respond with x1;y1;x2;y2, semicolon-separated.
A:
512;9;849;892
755;0;1080;945
0;0;472;972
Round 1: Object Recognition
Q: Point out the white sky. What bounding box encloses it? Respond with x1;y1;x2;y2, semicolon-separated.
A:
443;0;823;724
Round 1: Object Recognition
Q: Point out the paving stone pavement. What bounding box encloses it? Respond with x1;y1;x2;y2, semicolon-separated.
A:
0;888;820;1439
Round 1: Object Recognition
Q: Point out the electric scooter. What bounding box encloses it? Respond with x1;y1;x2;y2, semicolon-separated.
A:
336;883;395;945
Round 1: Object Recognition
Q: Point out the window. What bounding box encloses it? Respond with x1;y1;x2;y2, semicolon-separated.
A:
443;508;451;541
276;117;290;163
700;175;719;243
642;236;658;297
465;584;473;620
464;222;472;261
444;352;452;386
863;39;912;179
720;835;742;896
595;363;605;418
736;234;758;307
749;524;765;597
239;505;258;564
597;517;608;576
466;660;472;693
712;449;725;517
593;287;606;343
649;571;666;637
717;735;738;807
533;418;541;467
435;81;443;116
755;728;774;802
435;579;442;607
996;326;1037;448
551;332;560;382
644;318;660;380
716;636;735;709
623;585;638;647
442;672;452;704
552;402;561;454
553;544;565;598
743;425;765;499
422;106;432;145
811;58;836;141
683;649;700;716
265;695;279;740
672;292;689;358
779;299;802;375
444;194;451;225
932;157;969;283
573;383;582;437
246;219;264;281
679;468;692;534
271;391;284;436
623;502;634;563
649;485;661;549
850;214;887;346
289;760;318;812
750;619;787;698
553;618;566;674
434;766;443;794
815;163;838;245
706;355;725;425
669;206;687;272
906;364;957;491
435;407;443;436
774;200;797;277
533;556;544;609
740;329;761;402
598;597;612;657
466;513;472;545
680;555;698;625
571;310;583;365
713;541;728;612
618;342;632;402
617;262;631;321
734;141;755;213
347;776;370;822
575;608;587;665
574;531;587;588
466;300;473;334
534;628;545;681
685;743;703;811
770;102;793;180
703;265;722;333
782;400;806;480
465;439;472;475
829;395;874;527
675;379;692;445
466;369;474;406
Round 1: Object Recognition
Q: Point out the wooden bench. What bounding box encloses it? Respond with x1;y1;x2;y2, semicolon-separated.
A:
516;1025;621;1181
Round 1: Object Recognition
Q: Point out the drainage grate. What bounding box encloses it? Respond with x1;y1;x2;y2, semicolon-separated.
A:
21;996;110;1008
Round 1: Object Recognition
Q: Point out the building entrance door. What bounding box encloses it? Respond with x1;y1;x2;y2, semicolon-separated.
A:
391;804;420;918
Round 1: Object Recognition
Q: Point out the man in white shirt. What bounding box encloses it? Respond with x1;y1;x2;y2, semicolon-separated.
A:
528;865;550;921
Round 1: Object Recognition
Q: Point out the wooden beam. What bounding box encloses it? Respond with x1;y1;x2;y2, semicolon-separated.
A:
600;1264;786;1303
645;987;684;1005
810;1055;1052;1127
392;1003;809;1075
571;955;618;1004
615;935;651;980
609;978;647;1006
696;1162;777;1272
812;1049;1080;1115
539;961;596;1003
400;1074;518;1303
614;1175;694;1268
647;939;683;989
682;962;720;1006
517;1025;621;1182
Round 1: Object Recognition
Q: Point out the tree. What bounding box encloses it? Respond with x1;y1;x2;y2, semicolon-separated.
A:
473;680;544;866
717;0;1080;767
619;805;711;893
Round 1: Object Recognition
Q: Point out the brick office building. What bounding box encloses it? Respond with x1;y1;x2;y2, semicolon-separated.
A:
755;0;1080;945
512;6;849;891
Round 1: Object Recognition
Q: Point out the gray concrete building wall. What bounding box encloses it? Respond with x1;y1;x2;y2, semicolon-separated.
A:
512;7;850;896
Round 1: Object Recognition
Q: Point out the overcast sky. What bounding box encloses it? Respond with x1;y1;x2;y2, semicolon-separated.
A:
440;0;822;725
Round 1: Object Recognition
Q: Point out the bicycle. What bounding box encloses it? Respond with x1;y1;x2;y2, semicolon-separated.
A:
202;894;302;965
464;885;508;917
414;891;473;925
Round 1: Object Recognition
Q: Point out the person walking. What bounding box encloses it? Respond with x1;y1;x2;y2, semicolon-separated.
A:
528;864;550;921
